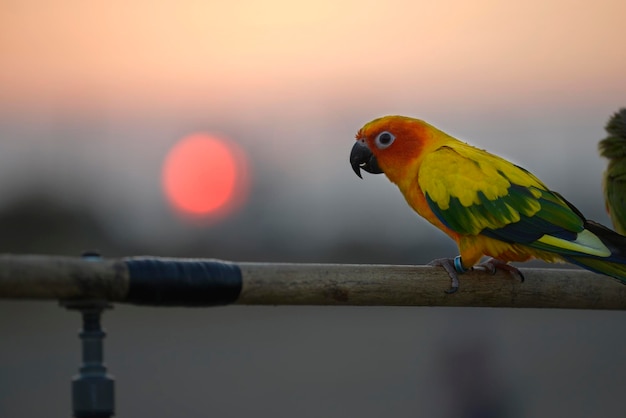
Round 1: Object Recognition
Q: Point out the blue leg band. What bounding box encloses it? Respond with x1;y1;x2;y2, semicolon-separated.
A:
453;256;467;274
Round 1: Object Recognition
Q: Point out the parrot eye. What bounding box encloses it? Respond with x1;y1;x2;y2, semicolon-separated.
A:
375;131;395;149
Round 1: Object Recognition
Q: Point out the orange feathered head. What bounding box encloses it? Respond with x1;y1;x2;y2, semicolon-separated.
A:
350;116;438;182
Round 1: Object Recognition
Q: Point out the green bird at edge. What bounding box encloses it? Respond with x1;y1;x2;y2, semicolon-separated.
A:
599;108;626;235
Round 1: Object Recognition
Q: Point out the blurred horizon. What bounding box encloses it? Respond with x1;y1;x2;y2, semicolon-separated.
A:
2;1;625;244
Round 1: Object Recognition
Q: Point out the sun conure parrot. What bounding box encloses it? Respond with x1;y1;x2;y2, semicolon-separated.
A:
350;115;626;292
599;108;626;235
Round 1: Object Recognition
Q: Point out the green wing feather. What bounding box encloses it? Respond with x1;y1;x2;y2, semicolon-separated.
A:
603;164;626;235
420;143;610;257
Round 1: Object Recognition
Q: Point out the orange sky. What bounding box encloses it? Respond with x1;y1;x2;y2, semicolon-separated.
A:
1;0;625;115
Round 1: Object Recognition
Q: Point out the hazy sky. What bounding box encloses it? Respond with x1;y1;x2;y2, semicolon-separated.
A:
2;0;625;117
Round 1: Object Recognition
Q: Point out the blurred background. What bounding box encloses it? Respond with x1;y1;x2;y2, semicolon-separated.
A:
1;0;625;416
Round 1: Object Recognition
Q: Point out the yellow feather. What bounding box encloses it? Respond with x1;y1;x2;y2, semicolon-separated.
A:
419;142;544;211
536;230;611;257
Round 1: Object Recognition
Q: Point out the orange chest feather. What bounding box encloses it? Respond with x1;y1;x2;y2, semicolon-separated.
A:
397;176;460;241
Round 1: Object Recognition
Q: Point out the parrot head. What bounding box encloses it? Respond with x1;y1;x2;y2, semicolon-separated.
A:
350;116;440;182
599;108;626;159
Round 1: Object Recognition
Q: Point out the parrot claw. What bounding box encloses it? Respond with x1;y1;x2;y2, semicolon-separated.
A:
429;257;524;293
428;258;462;294
473;258;525;283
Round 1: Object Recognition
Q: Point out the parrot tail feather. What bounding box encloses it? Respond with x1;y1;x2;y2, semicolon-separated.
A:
563;256;626;284
564;220;626;284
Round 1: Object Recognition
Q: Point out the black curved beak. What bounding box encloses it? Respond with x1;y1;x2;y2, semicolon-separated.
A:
350;141;383;178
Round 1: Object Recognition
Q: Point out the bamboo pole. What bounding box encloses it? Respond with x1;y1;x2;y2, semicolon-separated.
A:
0;254;624;309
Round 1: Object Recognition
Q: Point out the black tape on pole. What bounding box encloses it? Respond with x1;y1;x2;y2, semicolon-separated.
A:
125;258;242;306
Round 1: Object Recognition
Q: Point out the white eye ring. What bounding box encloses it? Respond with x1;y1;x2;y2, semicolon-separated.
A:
375;131;395;149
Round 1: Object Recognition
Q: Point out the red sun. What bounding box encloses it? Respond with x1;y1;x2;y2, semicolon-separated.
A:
162;133;248;218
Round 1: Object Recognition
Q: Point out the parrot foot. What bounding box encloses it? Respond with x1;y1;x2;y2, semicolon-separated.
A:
429;257;524;293
428;256;466;294
473;258;525;283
